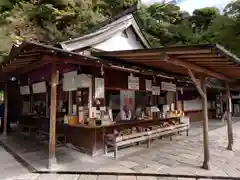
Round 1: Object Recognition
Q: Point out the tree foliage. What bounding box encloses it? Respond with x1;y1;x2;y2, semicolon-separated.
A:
0;0;240;57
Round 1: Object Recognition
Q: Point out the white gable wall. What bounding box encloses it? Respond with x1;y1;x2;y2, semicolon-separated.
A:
93;27;144;51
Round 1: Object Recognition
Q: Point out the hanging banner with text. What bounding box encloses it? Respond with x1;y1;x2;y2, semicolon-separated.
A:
128;75;139;90
95;78;105;99
161;82;176;92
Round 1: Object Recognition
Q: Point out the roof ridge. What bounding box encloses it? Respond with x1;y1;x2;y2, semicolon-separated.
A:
61;4;138;44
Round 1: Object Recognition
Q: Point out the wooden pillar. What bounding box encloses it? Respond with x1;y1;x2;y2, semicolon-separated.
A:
175;91;178;110
68;91;72;115
188;69;210;170
3;83;8;135
49;63;57;169
226;83;233;150
201;77;210;170
46;92;49;117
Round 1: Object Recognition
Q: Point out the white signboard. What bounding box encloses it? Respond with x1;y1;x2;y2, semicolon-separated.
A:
152;86;160;95
145;79;152;91
95;78;105;99
20;85;30;95
128;75;139;90
32;81;47;94
75;74;91;88
63;71;77;91
161;82;176;92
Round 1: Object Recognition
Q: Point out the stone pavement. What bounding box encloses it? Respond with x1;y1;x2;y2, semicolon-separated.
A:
1;119;240;179
0;145;29;179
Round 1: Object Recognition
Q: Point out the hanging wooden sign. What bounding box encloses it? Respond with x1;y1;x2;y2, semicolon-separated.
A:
63;71;77;91
75;74;91;88
152;86;160;95
32;81;47;94
20;85;30;95
161;82;176;92
145;79;152;91
128;75;139;90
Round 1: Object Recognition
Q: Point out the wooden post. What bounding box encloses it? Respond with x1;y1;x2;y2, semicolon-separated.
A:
201;76;210;170
46;92;49;117
188;69;210;170
226;83;233;150
3;83;8;135
68;91;72;115
49;63;57;169
175;91;178;110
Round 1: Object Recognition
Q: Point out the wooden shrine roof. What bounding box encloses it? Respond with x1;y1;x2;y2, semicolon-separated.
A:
93;44;240;82
0;41;106;78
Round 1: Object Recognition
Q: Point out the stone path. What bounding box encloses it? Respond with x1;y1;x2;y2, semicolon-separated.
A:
0;145;29;179
1;119;240;179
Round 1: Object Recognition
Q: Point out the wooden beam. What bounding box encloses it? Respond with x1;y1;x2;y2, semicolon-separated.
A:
49;62;57;169
3;83;8;135
200;76;210;170
188;69;205;98
166;58;231;81
177;54;222;59
226;83;233;150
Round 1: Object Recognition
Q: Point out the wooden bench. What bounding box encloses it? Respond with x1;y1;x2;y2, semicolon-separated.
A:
105;123;189;159
149;123;188;141
36;130;66;147
104;130;150;159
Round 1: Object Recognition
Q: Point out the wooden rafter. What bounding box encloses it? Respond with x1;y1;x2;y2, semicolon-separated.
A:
165;58;231;81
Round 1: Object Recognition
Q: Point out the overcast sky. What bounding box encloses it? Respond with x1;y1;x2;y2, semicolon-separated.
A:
141;0;232;13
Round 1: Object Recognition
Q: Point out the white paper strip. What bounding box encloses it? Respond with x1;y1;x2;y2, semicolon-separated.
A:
152;86;160;95
32;81;46;94
128;75;139;90
145;79;152;91
95;78;105;99
20;85;30;95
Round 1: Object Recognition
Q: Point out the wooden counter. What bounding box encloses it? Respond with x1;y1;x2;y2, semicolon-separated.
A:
57;117;180;156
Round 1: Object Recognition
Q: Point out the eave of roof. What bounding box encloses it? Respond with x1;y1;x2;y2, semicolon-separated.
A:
92;44;240;82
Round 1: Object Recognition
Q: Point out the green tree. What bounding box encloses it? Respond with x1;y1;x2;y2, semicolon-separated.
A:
224;0;240;20
191;7;220;32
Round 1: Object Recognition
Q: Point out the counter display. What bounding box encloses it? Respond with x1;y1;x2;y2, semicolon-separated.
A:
57;117;182;156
